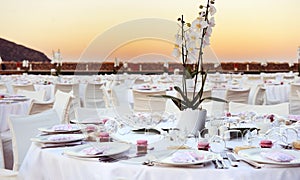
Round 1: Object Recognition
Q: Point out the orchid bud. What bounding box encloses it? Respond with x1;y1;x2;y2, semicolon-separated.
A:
186;23;191;27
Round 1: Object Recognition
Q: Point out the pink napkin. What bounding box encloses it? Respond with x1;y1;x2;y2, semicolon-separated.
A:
171;151;205;163
48;135;74;142
80;146;109;155
261;151;295;162
51;124;74;131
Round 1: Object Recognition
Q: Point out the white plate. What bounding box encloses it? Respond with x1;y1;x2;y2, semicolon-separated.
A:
156;149;218;166
238;148;300;165
70;116;113;124
31;134;85;144
63;142;131;158
38;124;82;134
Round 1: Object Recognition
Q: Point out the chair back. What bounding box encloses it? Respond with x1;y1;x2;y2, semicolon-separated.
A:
0;84;7;94
83;83;105;108
12;84;34;94
54;83;80;120
289;83;300;115
132;89;166;113
253;85;266;105
16;89;46;101
8;109;60;171
225;88;250;111
53;90;73;123
28;100;54;115
229;102;290;117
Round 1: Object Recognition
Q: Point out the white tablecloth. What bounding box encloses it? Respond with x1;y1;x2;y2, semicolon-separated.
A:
0;100;31;133
19;141;300;180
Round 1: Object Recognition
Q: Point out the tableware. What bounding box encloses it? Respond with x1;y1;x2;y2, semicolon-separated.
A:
155;149;218;166
70;116;113;125
38;124;82;134
31;134;85;144
238;148;300;165
63;142;131;158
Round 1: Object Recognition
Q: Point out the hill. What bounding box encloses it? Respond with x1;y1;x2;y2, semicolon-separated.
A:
0;38;50;62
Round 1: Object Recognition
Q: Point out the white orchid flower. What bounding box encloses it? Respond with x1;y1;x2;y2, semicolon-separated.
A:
209;5;217;16
171;46;181;58
209;17;215;27
203;35;211;47
205;26;213;37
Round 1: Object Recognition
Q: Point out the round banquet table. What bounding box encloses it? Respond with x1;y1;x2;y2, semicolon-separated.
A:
19;138;300;180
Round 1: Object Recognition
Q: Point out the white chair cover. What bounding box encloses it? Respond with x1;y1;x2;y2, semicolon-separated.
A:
289;83;300;115
253;85;266;105
27;100;54;115
0;84;7;94
0;136;17;180
55;83;80;120
229;102;290;117
225;88;250;111
83;83;106;108
132;89;166;113
8;109;60;171
53;90;73;123
11;84;34;94
16;89;46;101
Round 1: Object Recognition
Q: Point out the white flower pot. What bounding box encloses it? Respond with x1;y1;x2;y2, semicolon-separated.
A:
176;108;207;136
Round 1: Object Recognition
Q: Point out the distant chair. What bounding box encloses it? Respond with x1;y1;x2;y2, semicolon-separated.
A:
16;89;46;101
225;88;250;111
82;83;106;108
12;84;34;94
54;83;80;120
253;85;266;105
27;100;54;115
132;89;166;113
289;83;300;115
0;84;7;94
229;102;289;117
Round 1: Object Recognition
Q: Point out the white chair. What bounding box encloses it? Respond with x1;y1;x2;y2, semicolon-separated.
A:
53;90;73;123
11;84;34;94
74;107;115;122
253;85;266;105
225;88;250;111
55;83;80;120
82;83;106;108
27;100;54;115
8;109;60;171
111;83;133;117
132;89;166;113
229;102;290;117
16;89;46;101
0;84;7;94
289;83;300;115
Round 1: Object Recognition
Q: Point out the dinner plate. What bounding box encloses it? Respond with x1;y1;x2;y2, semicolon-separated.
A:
31;134;85;144
155;149;218;166
38;124;82;134
238;148;300;165
63;142;131;158
70;116;113;125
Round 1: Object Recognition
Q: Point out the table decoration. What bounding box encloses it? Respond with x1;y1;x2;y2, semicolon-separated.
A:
152;0;226;136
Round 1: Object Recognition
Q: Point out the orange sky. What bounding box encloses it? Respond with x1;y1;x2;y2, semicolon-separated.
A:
0;0;299;63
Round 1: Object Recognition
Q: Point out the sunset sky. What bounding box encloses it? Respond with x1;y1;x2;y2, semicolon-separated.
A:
0;0;299;63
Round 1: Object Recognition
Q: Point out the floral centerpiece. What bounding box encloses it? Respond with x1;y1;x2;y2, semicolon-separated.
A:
159;0;226;111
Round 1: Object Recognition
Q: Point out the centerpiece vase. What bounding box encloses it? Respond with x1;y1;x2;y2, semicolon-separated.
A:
176;108;207;136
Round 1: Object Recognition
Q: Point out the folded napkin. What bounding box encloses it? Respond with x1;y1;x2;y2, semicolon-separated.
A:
48;135;75;142
261;151;295;162
80;146;109;155
51;124;74;131
171;151;204;163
